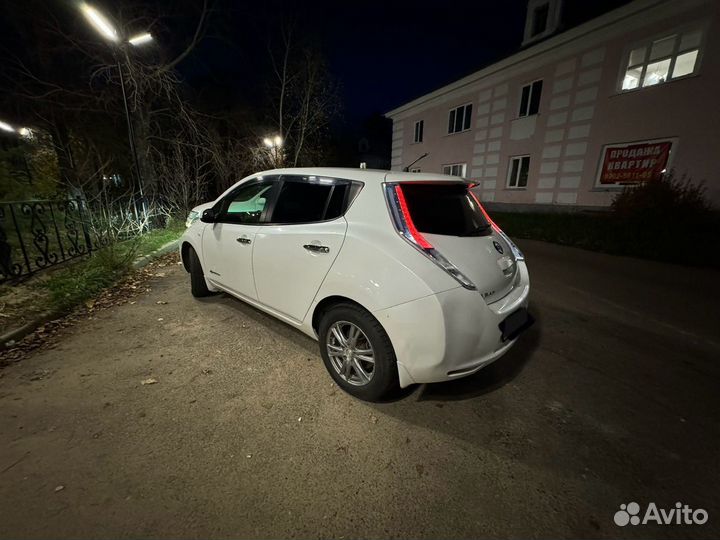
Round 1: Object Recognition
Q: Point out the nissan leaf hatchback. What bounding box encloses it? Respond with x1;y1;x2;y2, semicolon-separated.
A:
180;168;532;401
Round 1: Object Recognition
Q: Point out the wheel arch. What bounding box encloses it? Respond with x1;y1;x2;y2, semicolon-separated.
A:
311;295;369;335
180;241;193;272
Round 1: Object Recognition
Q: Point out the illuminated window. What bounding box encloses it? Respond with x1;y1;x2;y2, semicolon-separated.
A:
442;163;467;177
621;29;702;91
507;156;530;189
447;104;472;134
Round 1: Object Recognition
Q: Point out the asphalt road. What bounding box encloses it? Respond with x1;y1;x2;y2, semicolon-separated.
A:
1;240;718;539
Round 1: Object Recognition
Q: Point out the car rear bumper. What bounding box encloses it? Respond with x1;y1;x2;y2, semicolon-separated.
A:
373;261;531;387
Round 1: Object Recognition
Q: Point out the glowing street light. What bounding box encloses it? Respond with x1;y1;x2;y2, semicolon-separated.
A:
0;119;32;138
128;32;153;47
263;135;283;166
78;2;155;212
80;3;119;42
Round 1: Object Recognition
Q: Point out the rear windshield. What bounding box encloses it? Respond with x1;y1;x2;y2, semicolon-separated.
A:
401;183;491;237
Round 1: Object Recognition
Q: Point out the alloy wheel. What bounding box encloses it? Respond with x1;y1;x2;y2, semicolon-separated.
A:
326;321;375;386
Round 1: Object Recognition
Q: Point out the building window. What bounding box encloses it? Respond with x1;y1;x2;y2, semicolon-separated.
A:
519;80;543;117
621;29;702;91
507;156;530;188
442;163;467;177
532;3;549;37
447;104;472;134
413;120;424;143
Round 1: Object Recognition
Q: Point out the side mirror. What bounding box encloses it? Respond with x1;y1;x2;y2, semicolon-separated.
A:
200;208;217;223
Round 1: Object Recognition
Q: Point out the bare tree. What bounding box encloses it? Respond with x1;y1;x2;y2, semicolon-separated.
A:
267;26;340;168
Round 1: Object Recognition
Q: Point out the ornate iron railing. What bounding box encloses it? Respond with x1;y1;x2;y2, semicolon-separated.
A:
0;198;107;283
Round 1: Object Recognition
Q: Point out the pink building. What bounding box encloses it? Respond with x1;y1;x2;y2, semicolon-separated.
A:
385;0;720;208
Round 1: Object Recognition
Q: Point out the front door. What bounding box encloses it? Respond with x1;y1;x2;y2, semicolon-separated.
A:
201;179;275;300
253;177;351;322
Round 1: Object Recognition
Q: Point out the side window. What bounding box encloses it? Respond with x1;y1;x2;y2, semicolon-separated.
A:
621;29;702;91
217;181;273;224
270;179;354;224
519;80;543;117
507;155;530;188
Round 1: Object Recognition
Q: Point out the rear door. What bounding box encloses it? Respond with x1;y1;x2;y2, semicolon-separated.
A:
252;176;354;322
201;178;276;299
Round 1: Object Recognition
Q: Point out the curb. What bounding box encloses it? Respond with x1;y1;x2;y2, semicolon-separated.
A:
1;239;180;348
132;239;180;269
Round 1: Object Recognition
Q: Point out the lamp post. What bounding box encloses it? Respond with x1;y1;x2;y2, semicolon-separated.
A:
0;119;32;138
263;135;283;167
80;3;153;209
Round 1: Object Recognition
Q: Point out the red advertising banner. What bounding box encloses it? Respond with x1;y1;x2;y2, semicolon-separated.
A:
598;141;672;185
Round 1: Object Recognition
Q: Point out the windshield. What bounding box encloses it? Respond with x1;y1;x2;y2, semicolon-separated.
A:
399;183;491;237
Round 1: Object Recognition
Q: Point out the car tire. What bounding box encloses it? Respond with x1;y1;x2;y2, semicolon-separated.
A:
318;303;399;402
188;247;212;298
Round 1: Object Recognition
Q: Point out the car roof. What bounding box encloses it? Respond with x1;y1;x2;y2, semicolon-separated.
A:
255;167;467;184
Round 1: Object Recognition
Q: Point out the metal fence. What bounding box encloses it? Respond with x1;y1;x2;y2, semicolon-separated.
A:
0;198;113;283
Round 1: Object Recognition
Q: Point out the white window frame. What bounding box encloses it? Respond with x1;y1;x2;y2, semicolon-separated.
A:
507;155;530;189
618;26;705;93
518;79;543;118
442;163;467;177
413;120;424;143
447;103;473;135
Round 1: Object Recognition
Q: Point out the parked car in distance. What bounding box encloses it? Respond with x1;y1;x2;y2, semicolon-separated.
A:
180;168;532;401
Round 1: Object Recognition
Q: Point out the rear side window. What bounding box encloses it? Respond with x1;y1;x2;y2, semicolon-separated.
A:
399;183;491;237
269;180;355;224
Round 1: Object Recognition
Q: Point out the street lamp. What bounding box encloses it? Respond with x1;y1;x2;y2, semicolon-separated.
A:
0;119;32;138
80;3;153;208
263;135;283;167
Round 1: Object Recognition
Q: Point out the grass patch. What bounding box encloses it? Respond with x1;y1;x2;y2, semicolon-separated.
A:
40;222;184;312
0;223;184;334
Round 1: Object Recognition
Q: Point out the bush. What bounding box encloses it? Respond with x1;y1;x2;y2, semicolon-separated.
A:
492;172;720;267
610;172;719;265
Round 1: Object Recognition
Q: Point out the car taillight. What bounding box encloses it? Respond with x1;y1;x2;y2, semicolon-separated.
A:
468;189;525;262
385;183;477;290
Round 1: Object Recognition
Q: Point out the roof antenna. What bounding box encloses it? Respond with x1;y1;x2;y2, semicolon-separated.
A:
403;152;429;172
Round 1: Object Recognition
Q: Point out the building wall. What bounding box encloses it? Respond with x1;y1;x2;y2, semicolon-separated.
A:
388;0;720;207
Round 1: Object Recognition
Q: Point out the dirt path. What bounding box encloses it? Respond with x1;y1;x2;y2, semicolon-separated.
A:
1;243;718;539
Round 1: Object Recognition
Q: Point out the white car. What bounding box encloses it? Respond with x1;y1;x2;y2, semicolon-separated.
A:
180;168;531;401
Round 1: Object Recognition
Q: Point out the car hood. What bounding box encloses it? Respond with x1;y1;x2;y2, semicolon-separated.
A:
191;202;214;214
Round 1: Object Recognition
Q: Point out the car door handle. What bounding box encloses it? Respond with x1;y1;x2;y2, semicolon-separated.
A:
303;244;330;254
236;237;252;245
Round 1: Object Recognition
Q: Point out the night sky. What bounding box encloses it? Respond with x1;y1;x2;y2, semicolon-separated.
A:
176;0;526;125
172;0;632;131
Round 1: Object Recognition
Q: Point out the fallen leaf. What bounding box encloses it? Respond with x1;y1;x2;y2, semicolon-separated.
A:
54;485;65;492
157;318;164;321
140;378;158;385
156;300;167;305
